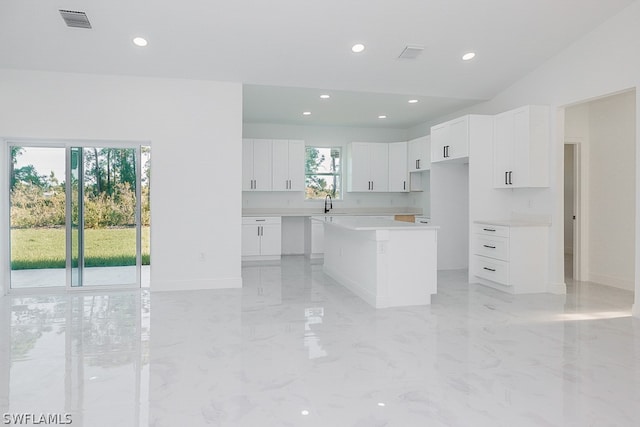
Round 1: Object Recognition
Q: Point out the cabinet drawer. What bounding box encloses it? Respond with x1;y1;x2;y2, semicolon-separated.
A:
474;256;509;285
474;236;509;261
242;216;282;225
474;223;509;238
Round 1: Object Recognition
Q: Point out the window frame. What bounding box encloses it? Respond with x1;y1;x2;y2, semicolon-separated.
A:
304;145;342;200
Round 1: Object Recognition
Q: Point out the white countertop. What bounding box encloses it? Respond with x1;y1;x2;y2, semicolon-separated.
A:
242;208;422;217
475;219;551;227
324;216;438;231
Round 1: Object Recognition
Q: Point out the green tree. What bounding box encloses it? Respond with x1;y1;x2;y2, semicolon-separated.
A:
10;146;24;190
305;147;325;193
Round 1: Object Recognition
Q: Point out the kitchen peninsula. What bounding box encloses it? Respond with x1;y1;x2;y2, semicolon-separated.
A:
323;216;438;308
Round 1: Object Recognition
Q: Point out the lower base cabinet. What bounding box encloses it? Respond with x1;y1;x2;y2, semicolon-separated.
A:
471;222;549;294
242;217;282;261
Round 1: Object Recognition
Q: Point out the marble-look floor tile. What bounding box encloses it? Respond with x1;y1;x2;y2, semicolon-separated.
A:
1;256;639;426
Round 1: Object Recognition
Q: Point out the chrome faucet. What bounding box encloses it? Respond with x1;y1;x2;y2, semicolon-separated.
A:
324;194;333;213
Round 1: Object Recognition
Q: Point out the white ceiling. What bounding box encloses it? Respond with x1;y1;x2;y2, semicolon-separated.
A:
0;0;635;128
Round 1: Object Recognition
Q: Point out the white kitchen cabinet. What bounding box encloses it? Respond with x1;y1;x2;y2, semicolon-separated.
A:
347;142;389;192
493;105;549;188
408;136;431;172
431;116;470;163
242;217;282;261
272;139;305;191
242;139;273;191
471;221;549;294
388;141;409;192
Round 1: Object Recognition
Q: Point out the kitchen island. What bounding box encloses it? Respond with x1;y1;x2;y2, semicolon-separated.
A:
323;216;438;308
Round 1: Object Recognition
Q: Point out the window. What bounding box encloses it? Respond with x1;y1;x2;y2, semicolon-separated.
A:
305;146;341;199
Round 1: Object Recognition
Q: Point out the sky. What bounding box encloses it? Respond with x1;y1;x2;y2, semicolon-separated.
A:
14;147;66;182
13;146;151;185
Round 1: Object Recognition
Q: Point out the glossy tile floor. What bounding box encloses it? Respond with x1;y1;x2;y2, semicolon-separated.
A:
1;256;639;426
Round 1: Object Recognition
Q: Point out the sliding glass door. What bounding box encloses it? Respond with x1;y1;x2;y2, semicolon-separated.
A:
9;143;149;290
10;146;67;289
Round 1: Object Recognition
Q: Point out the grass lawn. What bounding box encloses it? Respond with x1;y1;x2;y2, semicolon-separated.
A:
11;226;150;270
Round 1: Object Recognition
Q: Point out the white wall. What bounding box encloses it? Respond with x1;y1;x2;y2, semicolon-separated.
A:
0;70;243;293
410;0;640;314
587;91;636;290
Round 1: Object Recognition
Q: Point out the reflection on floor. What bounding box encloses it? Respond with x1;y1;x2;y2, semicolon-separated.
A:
1;256;638;426
10;265;151;288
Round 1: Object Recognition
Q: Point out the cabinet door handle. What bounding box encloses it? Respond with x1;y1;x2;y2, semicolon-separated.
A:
371;181;374;190
416;159;418;169
417;159;420;169
255;219;266;222
483;267;496;272
483;228;496;232
403;180;406;190
443;146;446;158
505;171;508;185
257;226;260;236
508;171;513;185
483;245;496;249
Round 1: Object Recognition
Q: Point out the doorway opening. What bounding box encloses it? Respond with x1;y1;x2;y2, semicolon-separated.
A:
563;143;579;282
563;89;635;293
8;143;151;290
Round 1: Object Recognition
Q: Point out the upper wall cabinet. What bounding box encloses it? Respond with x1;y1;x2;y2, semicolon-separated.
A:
272;139;305;191
431;116;470;163
408;136;431;172
388;141;409;192
242;139;273;191
493;105;549;188
347;142;389;192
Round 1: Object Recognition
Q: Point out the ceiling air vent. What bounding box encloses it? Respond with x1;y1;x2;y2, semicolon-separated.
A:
59;10;92;29
398;45;424;60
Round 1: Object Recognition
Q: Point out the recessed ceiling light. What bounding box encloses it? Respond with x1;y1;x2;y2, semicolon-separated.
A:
378;115;387;119
351;43;365;53
303;111;311;116
462;52;476;61
133;37;148;47
301;410;310;416
408;99;419;104
320;94;330;99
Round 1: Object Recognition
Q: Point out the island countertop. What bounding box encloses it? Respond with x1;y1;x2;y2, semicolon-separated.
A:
323;216;439;231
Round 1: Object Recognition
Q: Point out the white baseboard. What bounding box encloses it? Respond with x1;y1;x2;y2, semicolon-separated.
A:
588;273;634;291
151;276;242;292
548;282;567;295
